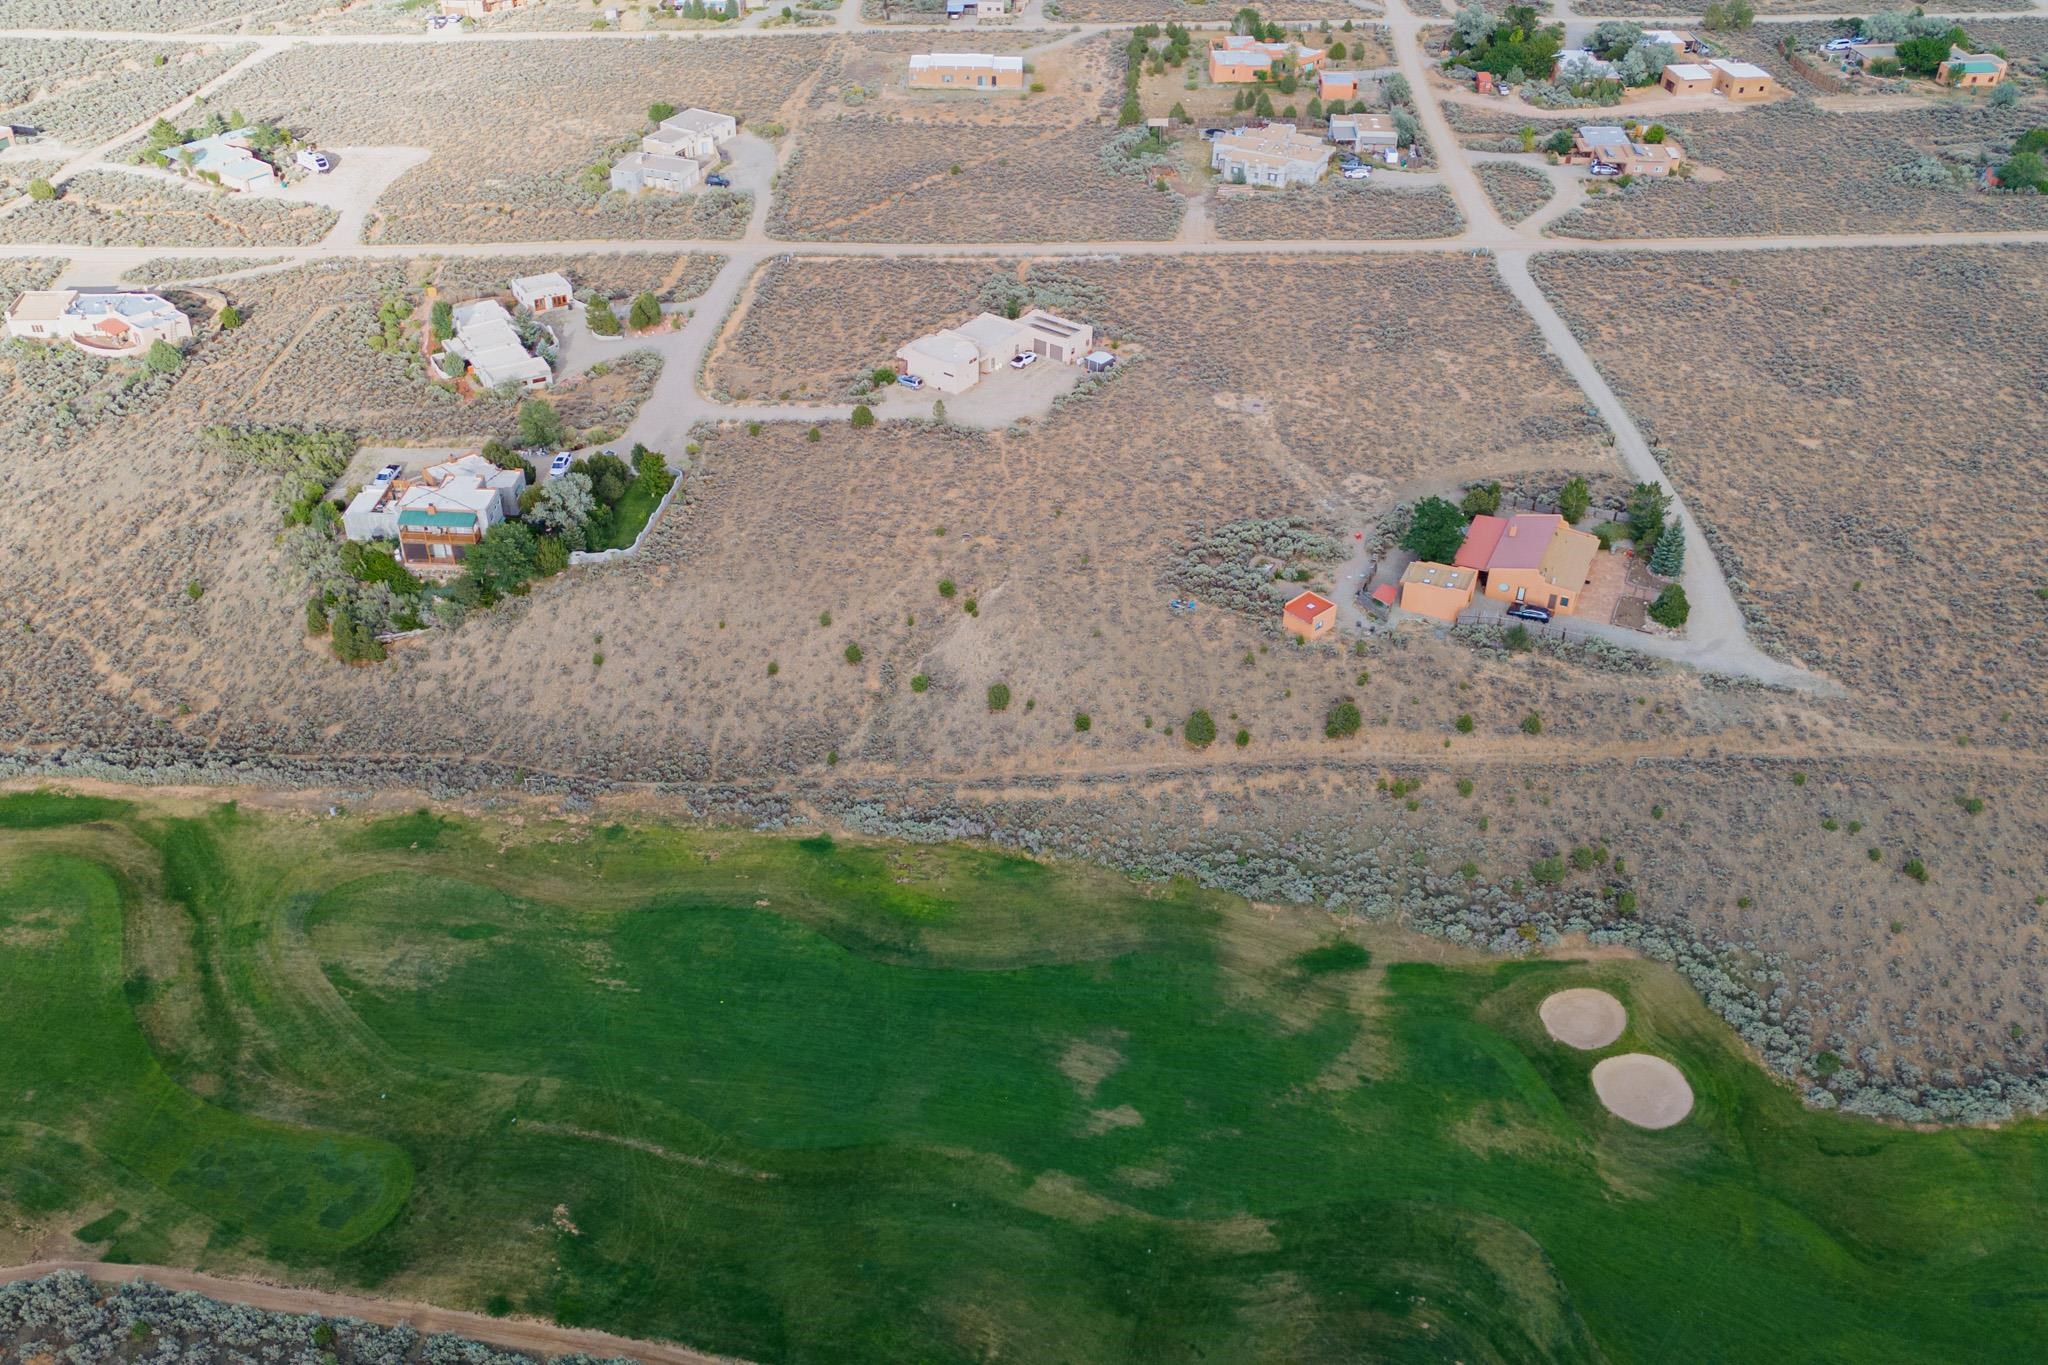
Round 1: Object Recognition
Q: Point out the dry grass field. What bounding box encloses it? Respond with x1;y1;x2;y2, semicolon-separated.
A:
1051;0;1364;18
119;255;286;285
0;43;253;148
1548;103;2048;239
1211;179;1465;239
425;250;726;304
706;255;993;400
1476;160;1553;223
0;0;328;28
193;35;824;242
1533;245;2048;749
769;118;1186;241
0;170;339;246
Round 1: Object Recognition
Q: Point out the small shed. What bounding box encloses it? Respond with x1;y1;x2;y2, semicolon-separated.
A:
1084;349;1116;373
1475;71;1494;95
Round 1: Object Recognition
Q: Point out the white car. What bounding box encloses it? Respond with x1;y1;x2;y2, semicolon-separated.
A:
1010;351;1039;369
1823;36;1859;52
549;453;573;478
1342;165;1371;180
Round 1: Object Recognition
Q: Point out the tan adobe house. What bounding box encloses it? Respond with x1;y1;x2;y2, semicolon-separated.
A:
1709;58;1775;99
1208;34;1325;84
907;53;1025;91
439;0;524;17
510;272;573;314
4;289;192;358
1938;48;2008;88
1397;562;1476;623
1660;63;1716;96
1455;514;1600;615
1568;125;1684;176
642;108;737;161
1282;590;1336;641
895;309;1094;394
1211;123;1332;188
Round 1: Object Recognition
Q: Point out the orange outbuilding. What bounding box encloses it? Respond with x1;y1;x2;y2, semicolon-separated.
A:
1397;561;1477;622
1282;590;1337;640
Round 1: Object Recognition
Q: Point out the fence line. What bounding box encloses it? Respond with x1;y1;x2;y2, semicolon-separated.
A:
567;470;686;568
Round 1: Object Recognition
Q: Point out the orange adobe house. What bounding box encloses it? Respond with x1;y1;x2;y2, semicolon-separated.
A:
1282;589;1337;641
1397;561;1477;622
1456;513;1600;615
1209;34;1327;84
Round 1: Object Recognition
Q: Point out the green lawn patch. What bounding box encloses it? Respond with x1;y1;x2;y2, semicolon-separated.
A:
1;808;2044;1363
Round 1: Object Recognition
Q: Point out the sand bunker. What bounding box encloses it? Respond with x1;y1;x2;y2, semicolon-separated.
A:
1591;1054;1694;1129
1539;988;1627;1050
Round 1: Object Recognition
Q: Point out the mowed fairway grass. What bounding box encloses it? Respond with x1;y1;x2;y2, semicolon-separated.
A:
2;794;2045;1363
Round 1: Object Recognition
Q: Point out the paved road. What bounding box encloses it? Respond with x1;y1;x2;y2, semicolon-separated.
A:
0;1262;744;1365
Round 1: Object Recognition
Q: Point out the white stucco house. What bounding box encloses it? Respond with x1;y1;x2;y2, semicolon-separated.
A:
4;288;193;358
894;308;1094;394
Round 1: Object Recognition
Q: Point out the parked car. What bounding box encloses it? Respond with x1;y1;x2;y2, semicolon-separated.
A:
1341;165;1371;180
1587;160;1621;177
705;172;731;188
896;372;923;389
1009;351;1038;369
295;149;332;174
549;453;573;478
1823;36;1859;51
373;462;402;484
1336;152;1362;167
1505;604;1552;623
1200;128;1225;141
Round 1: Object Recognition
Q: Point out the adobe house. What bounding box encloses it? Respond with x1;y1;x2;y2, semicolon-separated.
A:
1456;513;1600;615
907;52;1025;91
439;0;524;16
1709;58;1776;100
1938;48;2008;88
1660;63;1715;96
1208;34;1326;85
1568;125;1684;177
1282;590;1336;641
3;288;193;358
1397;562;1476;623
510;272;573;314
1318;70;1362;103
894;308;1094;393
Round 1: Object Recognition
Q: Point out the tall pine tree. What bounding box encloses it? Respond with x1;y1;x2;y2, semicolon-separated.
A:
1649;517;1686;577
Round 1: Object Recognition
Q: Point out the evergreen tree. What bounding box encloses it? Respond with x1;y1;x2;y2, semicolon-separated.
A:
1649;517;1686;577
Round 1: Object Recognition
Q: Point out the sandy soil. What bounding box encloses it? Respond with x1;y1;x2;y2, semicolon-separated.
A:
1539;987;1626;1050
1590;1054;1694;1129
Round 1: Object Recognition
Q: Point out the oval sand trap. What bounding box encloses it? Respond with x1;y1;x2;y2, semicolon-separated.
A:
1591;1054;1694;1129
1539;988;1627;1050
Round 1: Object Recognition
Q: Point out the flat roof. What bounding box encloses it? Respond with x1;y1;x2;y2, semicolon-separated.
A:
1664;63;1713;80
901;330;978;365
7;289;75;322
1400;561;1473;590
956;312;1023;350
910;52;1024;71
511;271;571;295
1711;59;1770;79
1283;590;1335;620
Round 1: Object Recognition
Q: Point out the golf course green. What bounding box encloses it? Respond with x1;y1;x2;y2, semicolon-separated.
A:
2;789;2043;1362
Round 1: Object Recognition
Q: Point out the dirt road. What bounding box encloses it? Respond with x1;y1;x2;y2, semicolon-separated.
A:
0;1262;748;1365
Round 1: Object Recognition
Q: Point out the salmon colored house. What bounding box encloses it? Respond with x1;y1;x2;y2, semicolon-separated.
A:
1208;34;1326;84
1456;513;1599;615
1282;589;1336;640
1398;561;1477;622
1318;70;1362;103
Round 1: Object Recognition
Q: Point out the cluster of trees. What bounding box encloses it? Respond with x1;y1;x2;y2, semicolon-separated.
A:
1997;127;2048;194
1699;0;1755;32
143;110;291;174
1445;4;1564;84
1897;26;1974;78
516;440;674;552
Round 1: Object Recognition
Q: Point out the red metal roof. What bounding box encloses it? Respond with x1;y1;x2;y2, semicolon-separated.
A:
1454;514;1506;569
1284;590;1335;620
1370;583;1398;606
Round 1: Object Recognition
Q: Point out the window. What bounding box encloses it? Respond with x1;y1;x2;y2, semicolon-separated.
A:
1514;587;1526;602
1558;597;1570;608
